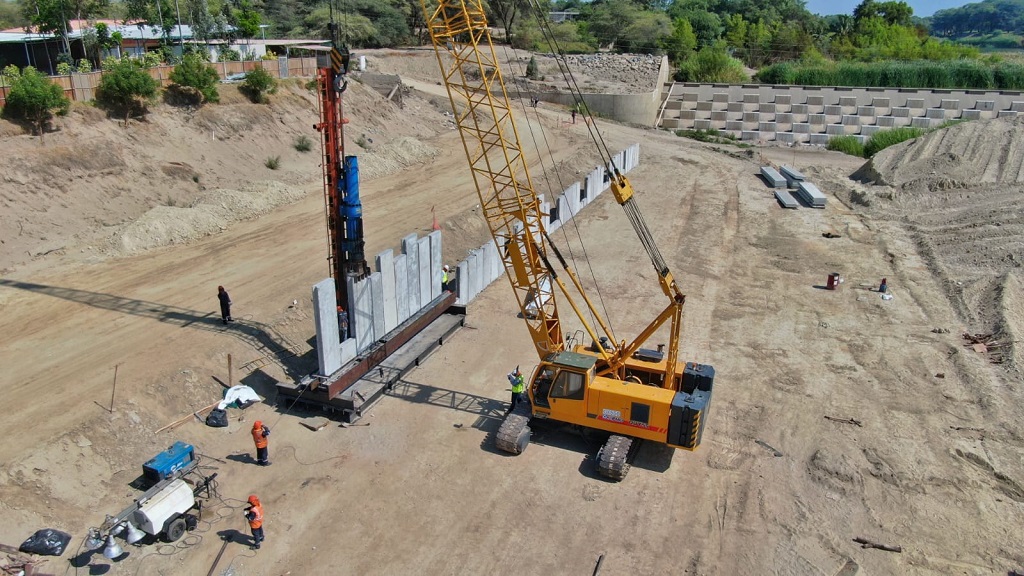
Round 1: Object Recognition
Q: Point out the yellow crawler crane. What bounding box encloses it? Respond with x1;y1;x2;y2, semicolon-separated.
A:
421;0;714;480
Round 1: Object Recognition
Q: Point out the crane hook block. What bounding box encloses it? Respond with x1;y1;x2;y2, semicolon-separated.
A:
335;75;348;93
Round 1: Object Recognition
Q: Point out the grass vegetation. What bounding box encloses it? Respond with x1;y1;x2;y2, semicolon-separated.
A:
674;128;751;148
265;155;281;170
757;59;1024;90
826;135;865;157
828;127;926;159
293;135;313;152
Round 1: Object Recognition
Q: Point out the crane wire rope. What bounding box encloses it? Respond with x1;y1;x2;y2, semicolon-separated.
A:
495;41;614;338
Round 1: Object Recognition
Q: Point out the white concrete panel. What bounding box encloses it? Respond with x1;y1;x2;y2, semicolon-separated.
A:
394;253;409;323
352;276;374;353
467;251;480;302
376;249;398;334
312;278;341;376
402;234;420;315
485;239;501;284
456;260;469;305
340;338;357;365
369;272;385;340
540;201;551;231
417;237;431;309
428;230;443;301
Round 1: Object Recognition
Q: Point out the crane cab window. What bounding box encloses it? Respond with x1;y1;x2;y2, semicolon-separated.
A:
550;370;585;400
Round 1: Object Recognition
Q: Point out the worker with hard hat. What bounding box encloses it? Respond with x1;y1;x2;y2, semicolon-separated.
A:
251;420;270;466
245;494;265;549
442;264;451;292
506;367;525;415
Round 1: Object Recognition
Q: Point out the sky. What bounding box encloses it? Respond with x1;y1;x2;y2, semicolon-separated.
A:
804;0;975;18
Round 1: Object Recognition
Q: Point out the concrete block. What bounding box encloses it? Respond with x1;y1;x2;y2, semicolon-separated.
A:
839;96;858;107
809;114;826;125
428;230;443;301
961;109;982;120
974;100;994;111
807;95;824;106
791;104;809;115
682;92;698;102
725;120;743;131
313;278;342;376
826;124;845;135
775;95;792;105
761;103;776;114
483;239;499;284
857;106;876;116
741;130;760;141
375;249;398;334
877;116;896;127
455;260;469;304
940;99;959;110
911;116;935;128
872;97;890;108
661;118;681;129
402;234;421;315
891;107;911;118
743;93;759;104
743;112;759;123
1010;101;1024;112
841;115;861;126
758;122;777;132
793;123;811;133
694;119;711;130
369;272;385;340
466;251;480;302
906;98;925;109
394;254;409;323
727;102;744;112
925;108;947;119
999;110;1019;118
696;101;713;111
712;92;729;102
824;105;842;116
861;125;881;137
711;110;728;121
417;237;430;309
809;133;830;145
776;113;793;124
780;165;805;183
760;166;786;188
776;132;797;144
681;110;696;121
351;276;374;353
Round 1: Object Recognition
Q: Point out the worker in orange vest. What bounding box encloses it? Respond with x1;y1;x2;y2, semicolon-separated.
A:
245;494;265;549
251;420;270;466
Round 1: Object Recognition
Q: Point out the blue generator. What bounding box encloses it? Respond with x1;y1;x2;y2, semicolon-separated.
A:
142;441;196;485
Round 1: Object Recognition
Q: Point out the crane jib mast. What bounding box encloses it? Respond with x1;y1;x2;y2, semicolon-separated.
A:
421;0;715;477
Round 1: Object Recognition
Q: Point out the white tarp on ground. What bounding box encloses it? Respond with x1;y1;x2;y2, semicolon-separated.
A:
218;385;261;410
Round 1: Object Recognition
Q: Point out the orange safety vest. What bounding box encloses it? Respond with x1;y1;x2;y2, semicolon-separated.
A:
252;422;268;449
247;503;264;529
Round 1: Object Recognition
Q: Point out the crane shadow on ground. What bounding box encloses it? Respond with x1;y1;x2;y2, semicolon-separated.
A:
385;378;673;478
0;279;312;380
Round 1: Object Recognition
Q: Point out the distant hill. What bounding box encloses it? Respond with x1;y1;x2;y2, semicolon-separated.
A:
930;0;1024;40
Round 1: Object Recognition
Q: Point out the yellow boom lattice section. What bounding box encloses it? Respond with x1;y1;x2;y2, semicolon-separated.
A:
422;0;564;356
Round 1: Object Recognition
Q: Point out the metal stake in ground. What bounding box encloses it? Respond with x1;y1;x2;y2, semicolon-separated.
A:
109;364;120;413
228;354;233;388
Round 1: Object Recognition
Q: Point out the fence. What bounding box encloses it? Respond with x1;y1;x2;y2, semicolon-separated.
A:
0;56;318;108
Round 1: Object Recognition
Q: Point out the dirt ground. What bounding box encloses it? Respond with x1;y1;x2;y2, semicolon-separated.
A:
1;49;1023;576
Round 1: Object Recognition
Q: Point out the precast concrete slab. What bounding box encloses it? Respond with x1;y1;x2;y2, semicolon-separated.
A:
417;237;431;310
352;276;374;353
313;278;342;376
402;234;421;316
394;253;410;324
369;272;385;340
428;230;443;301
376;249;398;334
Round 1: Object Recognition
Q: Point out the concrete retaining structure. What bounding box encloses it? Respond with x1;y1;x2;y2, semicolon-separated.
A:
659;82;1024;145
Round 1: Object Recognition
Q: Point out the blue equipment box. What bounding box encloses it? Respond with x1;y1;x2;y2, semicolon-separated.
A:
143;441;196;485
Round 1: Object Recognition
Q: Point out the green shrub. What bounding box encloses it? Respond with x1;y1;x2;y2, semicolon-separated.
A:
265;155;281;169
77;59;92;73
219;48;241;62
757;59;1015;90
96;58;159;125
674;44;747;83
242;67;277;104
826;135;865;158
2;67;70;139
864;127;924;157
142;51;162;68
525;56;539;80
2;64;20;81
57;62;72;76
294;134;313;152
169;53;220;104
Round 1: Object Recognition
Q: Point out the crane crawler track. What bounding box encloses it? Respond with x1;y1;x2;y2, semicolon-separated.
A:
495;413;531;454
596;435;633;480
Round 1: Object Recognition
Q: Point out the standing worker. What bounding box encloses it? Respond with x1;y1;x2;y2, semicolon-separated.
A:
337;306;349;341
244;495;265;550
217;286;233;325
879;278;888;293
251;420;270;466
571;108;577;124
442;264;451;292
506;367;525;415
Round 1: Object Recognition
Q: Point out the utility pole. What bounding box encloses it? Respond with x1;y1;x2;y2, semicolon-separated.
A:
174;0;184;52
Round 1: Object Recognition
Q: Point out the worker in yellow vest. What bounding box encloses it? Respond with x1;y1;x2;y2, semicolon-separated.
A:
506;367;525;415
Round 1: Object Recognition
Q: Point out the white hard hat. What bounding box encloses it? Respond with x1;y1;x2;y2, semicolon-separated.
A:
443;265;450;271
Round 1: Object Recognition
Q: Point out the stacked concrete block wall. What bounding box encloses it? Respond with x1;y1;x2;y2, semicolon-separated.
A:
658;82;1024;145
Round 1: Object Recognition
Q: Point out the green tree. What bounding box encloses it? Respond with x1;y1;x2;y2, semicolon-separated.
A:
622;11;672;53
662;18;697;63
97;58;159;125
169;52;220;103
2;67;71;141
588;0;642;50
242;66;277;103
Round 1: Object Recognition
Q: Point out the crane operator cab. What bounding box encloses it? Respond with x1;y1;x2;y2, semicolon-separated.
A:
527;350;714;452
